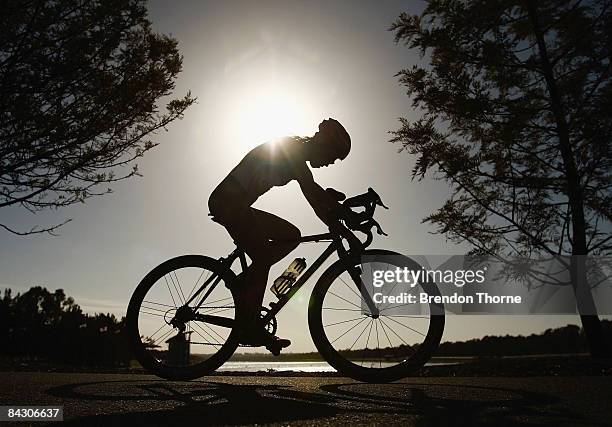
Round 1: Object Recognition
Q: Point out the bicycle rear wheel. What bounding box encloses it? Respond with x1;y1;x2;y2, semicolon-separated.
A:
126;255;241;380
308;249;445;383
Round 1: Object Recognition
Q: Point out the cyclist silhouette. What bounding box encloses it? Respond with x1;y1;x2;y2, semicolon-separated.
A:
208;118;360;353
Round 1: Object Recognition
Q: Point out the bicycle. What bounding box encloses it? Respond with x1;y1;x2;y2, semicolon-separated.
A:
126;188;445;383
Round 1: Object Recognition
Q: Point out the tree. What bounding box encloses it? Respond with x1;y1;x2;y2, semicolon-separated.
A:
0;286;131;366
390;0;611;356
0;0;194;235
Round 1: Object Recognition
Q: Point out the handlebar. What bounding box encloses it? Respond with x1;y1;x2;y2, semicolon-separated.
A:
334;187;388;248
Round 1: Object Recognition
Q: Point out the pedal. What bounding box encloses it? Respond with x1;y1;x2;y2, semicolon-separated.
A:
266;338;291;356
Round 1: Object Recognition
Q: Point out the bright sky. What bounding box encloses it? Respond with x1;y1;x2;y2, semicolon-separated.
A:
0;0;579;352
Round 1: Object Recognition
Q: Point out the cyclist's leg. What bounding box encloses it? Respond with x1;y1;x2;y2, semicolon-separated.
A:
226;208;300;318
247;207;301;264
208;177;301;264
209;185;298;347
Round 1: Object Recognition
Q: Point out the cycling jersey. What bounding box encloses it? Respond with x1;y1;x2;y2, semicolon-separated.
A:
228;138;303;204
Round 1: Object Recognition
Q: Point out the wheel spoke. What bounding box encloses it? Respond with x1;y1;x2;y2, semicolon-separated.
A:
143;300;174;308
324;316;365;327
140;310;166;318
190;324;220;349
140;304;169;314
383;315;426;337
331;316;369;344
200;306;234;315
174;271;187;302
380;303;414;312
169;271;186;305
328;290;362;310
384;280;402;301
379;317;410;346
378;317;394;348
199;296;233;307
164;275;178;308
338;275;363;300
349;319;372;351
197;319;226;342
152;328;175;346
148;323;170;341
375;320;381;368
360;320;374;366
385;315;428;318
188;268;208;301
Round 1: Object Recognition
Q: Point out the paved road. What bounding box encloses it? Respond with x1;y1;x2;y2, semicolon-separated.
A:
1;372;611;426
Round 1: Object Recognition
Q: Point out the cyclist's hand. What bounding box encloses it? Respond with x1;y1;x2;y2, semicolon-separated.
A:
334;203;356;224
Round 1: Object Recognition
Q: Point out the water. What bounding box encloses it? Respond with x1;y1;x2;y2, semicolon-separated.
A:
217;361;448;372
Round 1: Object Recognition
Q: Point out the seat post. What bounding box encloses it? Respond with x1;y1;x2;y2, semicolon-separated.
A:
237;249;248;271
219;247;241;266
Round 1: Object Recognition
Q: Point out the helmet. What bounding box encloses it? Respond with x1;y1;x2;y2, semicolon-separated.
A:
319;118;351;160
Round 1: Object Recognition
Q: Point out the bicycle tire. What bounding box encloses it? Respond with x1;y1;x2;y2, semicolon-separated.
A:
308;249;445;383
127;255;241;380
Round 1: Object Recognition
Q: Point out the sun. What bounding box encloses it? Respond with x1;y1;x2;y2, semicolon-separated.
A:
225;84;312;151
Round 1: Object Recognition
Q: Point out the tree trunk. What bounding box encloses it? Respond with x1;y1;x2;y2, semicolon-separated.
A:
525;0;610;357
570;254;611;357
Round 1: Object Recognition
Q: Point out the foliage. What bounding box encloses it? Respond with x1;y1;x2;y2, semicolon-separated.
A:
0;286;609;366
389;0;611;259
390;0;612;357
0;0;195;235
0;287;130;366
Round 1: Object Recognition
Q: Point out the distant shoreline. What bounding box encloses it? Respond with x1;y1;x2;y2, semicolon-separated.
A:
226;354;476;363
2;354;610;377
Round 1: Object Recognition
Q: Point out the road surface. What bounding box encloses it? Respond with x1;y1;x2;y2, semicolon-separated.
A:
0;372;610;426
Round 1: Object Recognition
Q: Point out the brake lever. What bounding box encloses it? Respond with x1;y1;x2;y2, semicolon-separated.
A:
356;219;387;237
367;187;389;209
371;218;388;236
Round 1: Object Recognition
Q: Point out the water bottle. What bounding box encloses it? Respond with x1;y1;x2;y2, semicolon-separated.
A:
270;258;307;298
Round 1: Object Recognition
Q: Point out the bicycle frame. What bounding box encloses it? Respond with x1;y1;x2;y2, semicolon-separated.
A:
181;231;379;331
258;233;338;327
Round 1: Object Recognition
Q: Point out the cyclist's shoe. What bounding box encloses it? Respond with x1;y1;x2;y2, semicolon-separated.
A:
239;327;291;355
266;336;291;356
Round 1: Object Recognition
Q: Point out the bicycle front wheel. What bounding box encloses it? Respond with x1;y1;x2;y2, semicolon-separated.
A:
308;249;445;383
127;255;241;380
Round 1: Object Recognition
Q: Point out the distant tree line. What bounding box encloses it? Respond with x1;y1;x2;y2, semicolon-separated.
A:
340;322;611;360
327;321;611;361
231;321;612;362
2;287;610;367
435;322;612;357
0;287;130;367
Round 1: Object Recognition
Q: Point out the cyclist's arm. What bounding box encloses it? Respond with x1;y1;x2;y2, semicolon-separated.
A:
293;162;360;248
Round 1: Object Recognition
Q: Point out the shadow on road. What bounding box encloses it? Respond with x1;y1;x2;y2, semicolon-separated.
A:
45;378;592;426
49;380;337;425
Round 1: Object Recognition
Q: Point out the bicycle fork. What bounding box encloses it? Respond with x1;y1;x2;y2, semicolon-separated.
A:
336;244;380;317
345;263;380;317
